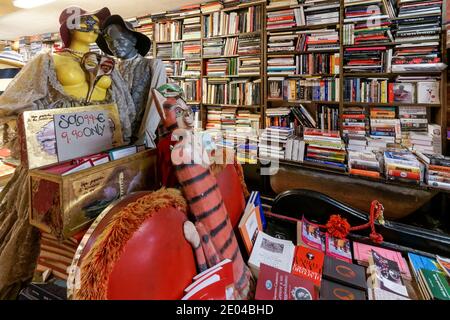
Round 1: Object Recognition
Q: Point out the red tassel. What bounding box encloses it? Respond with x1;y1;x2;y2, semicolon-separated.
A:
325;215;351;239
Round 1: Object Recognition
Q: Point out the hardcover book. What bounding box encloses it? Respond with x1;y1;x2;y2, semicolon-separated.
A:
323;256;367;291
291;245;325;287
418;269;450;300
320;279;366;301
255;263;317;300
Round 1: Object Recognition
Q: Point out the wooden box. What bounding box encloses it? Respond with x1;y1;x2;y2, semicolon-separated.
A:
29;149;158;239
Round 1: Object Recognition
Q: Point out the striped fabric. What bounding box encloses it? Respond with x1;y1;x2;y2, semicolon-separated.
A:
35;232;79;280
0;66;20;94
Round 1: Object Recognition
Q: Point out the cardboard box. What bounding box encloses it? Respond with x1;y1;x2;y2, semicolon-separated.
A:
29;149;157;239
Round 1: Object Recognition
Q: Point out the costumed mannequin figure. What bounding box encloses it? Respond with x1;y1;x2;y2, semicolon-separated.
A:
0;7;137;299
97;15;167;146
152;85;254;299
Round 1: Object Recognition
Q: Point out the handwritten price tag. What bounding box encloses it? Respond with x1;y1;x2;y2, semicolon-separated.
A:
54;111;113;162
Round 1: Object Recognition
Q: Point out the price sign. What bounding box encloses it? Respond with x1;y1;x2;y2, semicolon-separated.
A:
54;110;113;162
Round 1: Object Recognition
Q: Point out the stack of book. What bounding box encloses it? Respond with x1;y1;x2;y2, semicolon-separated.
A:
267;32;298;53
183;41;201;59
203;38;224;56
384;149;422;184
343;3;392;46
182;61;201;77
392;1;444;72
267;56;296;75
342;106;368;143
417;153;450;191
344;46;391;73
236;110;259;133
238;57;260;75
200;1;223;14
220;108;237;131
237;134;259;164
259;127;294;160
156;43;172;59
154;20;182;41
370;107;400;145
306;29;340;51
206;58;237;76
399;107;428;134
304;1;340;26
267;0;298;9
344;78;390;103
182;16;202;40
265;107;291;128
348;151;381;179
266;7;305;30
238;35;261;55
206;108;222;130
303;128;347;171
406;124;442;155
317;106;339;131
408;253;450;300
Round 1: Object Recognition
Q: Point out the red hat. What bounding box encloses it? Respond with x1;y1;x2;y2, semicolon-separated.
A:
59;6;111;48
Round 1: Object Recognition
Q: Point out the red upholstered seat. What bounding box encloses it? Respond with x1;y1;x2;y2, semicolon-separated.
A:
215;164;246;229
107;206;197;300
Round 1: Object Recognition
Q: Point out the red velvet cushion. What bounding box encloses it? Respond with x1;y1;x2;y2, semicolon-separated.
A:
215;164;246;229
107;207;197;300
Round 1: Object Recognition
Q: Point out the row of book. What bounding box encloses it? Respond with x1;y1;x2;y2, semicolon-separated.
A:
202;78;261;106
203;5;262;38
267;53;340;75
267;77;340;102
156;41;201;60
206;108;260;132
343;78;440;104
203;38;238;56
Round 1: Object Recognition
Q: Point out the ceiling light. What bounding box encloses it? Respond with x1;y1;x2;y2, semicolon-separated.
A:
13;0;56;9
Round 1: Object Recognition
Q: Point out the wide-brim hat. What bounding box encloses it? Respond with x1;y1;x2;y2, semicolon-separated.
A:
97;15;151;57
59;6;111;48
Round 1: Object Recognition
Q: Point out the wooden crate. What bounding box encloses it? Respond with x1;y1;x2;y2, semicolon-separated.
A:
29;149;158;239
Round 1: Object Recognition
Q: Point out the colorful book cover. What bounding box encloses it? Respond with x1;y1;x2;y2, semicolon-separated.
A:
320;279;366;301
255;263;317;300
407;253;441;279
419;269;450;300
369;250;409;298
292;245;325;287
301;217;324;251
323;256;367;291
353;242;410;279
325;234;352;263
436;255;450;278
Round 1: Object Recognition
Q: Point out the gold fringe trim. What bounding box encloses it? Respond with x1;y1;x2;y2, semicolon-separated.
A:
75;188;187;300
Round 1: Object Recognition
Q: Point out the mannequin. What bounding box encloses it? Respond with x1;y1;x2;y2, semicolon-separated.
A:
97;15;167;146
0;7;136;299
53;15;112;101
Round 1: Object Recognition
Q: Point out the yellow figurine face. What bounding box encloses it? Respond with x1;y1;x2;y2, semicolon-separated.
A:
70;15;100;44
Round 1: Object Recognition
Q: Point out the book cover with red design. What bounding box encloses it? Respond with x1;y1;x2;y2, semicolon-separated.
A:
291;246;325;287
255;263;317;300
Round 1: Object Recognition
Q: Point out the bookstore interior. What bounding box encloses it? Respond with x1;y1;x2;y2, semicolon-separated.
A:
1;0;450;302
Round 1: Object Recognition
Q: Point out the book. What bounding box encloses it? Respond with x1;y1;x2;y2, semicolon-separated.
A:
109;145;138;161
61;160;93;176
368;250;409;298
407;252;441;280
354;242;411;280
298;217;325;251
367;287;411;301
320;279;366;300
182;260;234;300
325;234;352;263
238;192;264;254
323;256;367;291
417;81;440;104
436;255;450;278
291;245;325;287
255;263;317;300
418;269;450;300
248;231;296;278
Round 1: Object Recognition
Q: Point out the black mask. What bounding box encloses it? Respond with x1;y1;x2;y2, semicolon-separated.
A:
103;24;138;59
